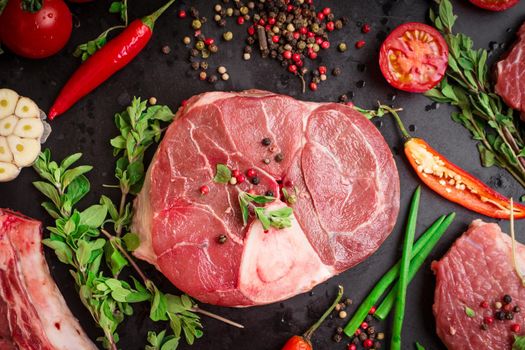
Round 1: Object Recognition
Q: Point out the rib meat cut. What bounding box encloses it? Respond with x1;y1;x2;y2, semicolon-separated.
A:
433;220;525;350
495;22;525;120
0;209;96;350
133;90;400;307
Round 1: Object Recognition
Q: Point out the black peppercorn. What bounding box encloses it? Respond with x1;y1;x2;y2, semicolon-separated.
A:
208;75;218;83
217;234;227;244
275;153;284;162
374;341;382;349
503;295;513;304
332;334;342;343
367;326;375;335
495;311;506;320
251;177;260;185
335;326;343;334
191;62;200;70
344;298;352;306
358;333;367;341
481;323;489;330
339;94;348;103
265;190;275;197
332;67;341;76
506;312;514;320
365;315;373;322
514;306;521;313
262;137;271;146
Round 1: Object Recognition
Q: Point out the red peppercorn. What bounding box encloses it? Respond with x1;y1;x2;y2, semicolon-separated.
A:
296;59;304;67
204;38;214;46
299;27;308;34
309;51;318;59
246;169;257;178
322;7;331;15
318;66;327;75
354;329;361;336
316;12;325;20
178;10;187;18
268;17;276;25
326;21;335;32
504;304;513;312
309;82;317;91
287;4;294;12
288;64;297;73
232;169;241;177
199;185;209;195
258;19;266;26
265;24;271;31
307;31;315;38
236;174;246;184
321;41;330;49
283;50;292;60
348;344;357;350
293;32;300;40
181;99;188;107
363;339;373;349
237;16;245;25
346;101;354;108
272;35;280;43
362;23;371;33
355;40;366;49
484;316;494;325
369;306;376;314
512;324;521;333
292;53;301;62
248;26;255;36
480;301;489;308
315;37;323;45
360;322;369;330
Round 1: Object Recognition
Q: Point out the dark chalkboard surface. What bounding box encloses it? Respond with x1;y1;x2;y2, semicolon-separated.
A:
1;0;525;349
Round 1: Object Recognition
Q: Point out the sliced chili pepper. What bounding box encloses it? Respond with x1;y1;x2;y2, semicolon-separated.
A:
387;107;525;219
281;286;343;350
48;0;175;120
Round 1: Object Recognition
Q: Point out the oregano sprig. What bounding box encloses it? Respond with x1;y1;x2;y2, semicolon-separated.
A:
427;0;525;188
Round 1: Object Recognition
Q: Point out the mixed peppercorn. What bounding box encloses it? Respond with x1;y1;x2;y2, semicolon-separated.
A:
478;294;522;333
171;0;372;92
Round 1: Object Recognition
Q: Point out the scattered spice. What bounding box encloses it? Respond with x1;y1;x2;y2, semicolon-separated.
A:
148;97;157;105
332;334;342;343
262;137;271;146
161;45;171;54
504;295;513;304
355;40;366;49
338;43;348;52
183;36;191;45
223;31;234;41
251;177;260;185
217;234;227;244
512;324;521;333
362;23;371;33
339;310;348;319
221;73;230;81
275;153;284;162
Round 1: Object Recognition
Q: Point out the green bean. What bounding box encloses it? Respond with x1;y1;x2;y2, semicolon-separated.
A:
374;212;456;320
391;186;421;350
343;194;444;337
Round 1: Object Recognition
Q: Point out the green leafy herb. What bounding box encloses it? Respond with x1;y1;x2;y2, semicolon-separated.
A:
0;0;7;15
282;187;298;205
513;335;525;350
213;164;232;184
464;306;476;318
21;0;41;12
73;0;128;60
238;192;293;230
415;343;426;350
428;0;525;188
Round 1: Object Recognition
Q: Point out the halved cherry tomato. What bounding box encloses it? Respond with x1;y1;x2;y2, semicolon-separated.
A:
468;0;519;11
379;22;449;93
0;0;72;59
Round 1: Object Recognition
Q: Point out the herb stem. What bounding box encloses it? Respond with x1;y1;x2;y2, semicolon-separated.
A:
191;306;245;329
303;285;344;340
101;229;150;284
115;191;128;237
383;105;411;140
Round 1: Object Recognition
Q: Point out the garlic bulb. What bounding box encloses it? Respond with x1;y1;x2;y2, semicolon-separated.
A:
0;89;47;182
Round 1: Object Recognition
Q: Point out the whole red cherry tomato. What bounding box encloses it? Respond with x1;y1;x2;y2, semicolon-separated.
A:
468;0;519;11
0;0;72;59
379;22;449;93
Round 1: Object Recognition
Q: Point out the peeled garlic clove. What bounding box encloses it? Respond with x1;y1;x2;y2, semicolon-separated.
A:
13;117;44;139
15;97;39;118
0;89;19;119
0;162;20;182
0;137;12;163
7;135;41;167
0;115;19;136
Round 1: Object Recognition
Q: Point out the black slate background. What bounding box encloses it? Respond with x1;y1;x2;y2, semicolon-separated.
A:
1;0;525;349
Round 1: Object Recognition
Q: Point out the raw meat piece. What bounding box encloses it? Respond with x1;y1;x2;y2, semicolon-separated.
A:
495;22;525;120
433;219;525;349
0;209;96;350
133;90;400;306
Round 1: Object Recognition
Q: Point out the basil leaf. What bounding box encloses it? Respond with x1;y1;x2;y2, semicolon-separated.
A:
213;164;231;184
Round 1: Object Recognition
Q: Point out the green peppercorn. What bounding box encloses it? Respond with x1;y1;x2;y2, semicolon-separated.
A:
192;19;202;30
240;6;249;15
226;8;233;16
201;49;210;59
338;42;348;52
223;31;234;41
195;40;205;50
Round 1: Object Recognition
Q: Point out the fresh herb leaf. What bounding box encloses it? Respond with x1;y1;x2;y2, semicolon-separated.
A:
122;232;140;251
80;204;108;228
213;164;232;184
109;0;128;26
464;306;476;318
415;342;426;350
513;335;525;350
238;192;292;230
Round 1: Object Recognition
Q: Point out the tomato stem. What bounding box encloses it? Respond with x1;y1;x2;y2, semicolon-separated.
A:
142;0;176;30
382;105;411;140
303;285;344;340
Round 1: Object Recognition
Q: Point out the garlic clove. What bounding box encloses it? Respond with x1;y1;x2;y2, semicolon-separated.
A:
0;115;19;136
0;89;19;119
0;136;13;163
0;162;20;182
7;135;41;167
15;97;39;118
13;117;44;139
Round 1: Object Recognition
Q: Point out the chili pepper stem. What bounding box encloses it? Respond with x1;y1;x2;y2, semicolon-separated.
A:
382;105;411;140
142;0;176;30
303;285;344;340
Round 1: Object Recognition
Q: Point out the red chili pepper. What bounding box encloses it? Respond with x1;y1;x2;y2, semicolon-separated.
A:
281;286;343;350
388;107;525;219
48;0;175;119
